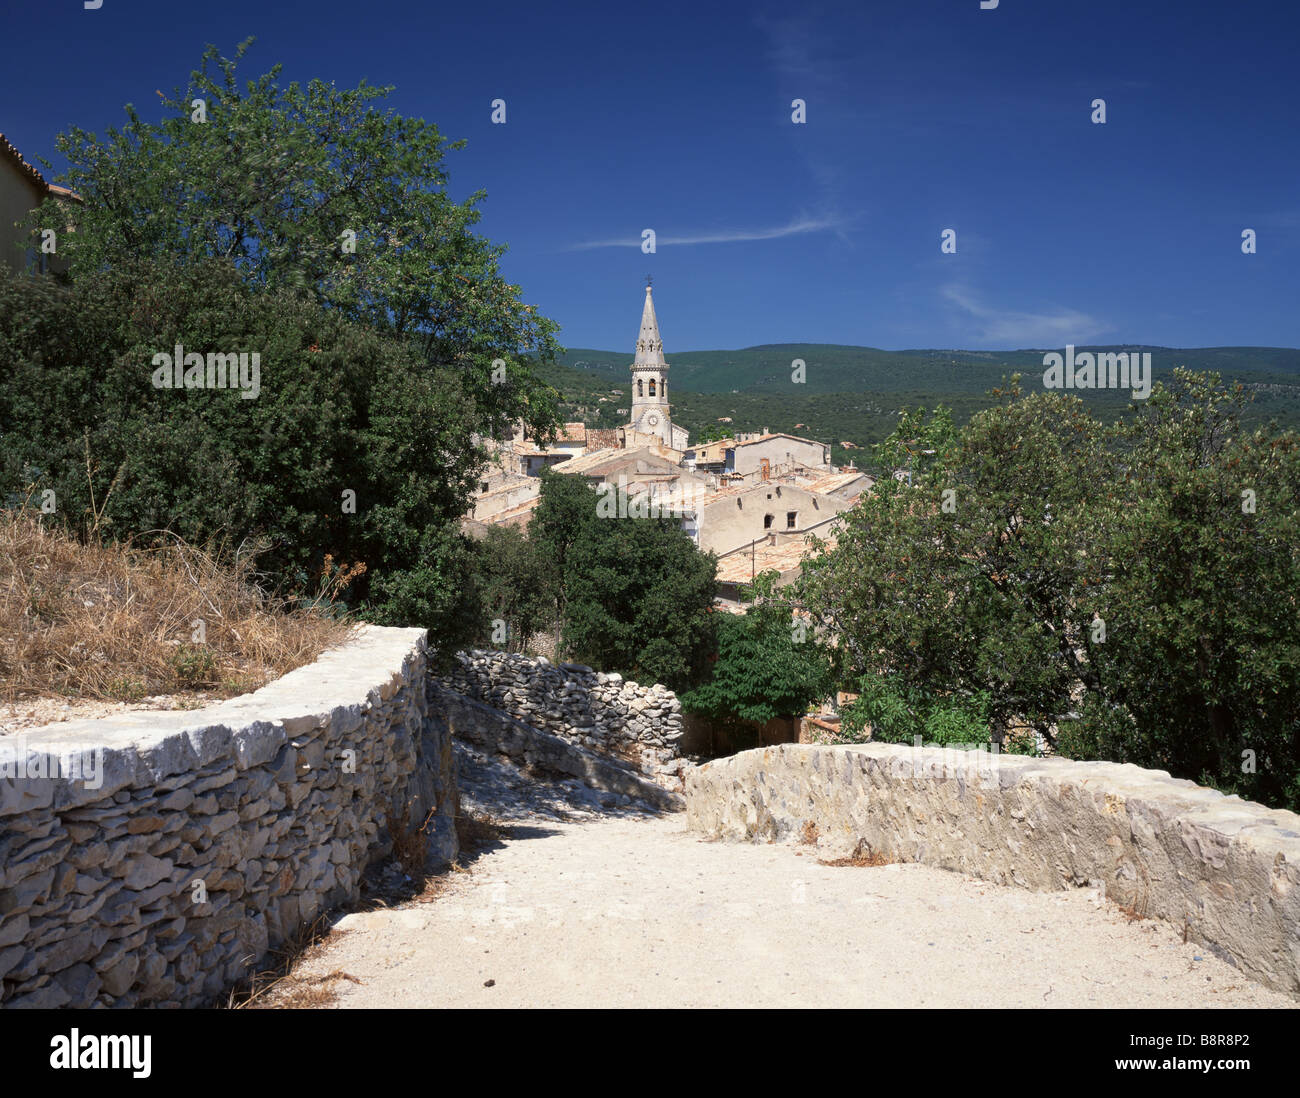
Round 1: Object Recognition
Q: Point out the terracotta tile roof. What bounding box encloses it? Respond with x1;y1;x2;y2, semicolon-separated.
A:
800;469;874;495
477;478;538;501
0;133;48;189
0;134;83;202
557;422;587;443
702;478;816;503
734;432;824;449
45;184;82;203
702;482;759;501
714;531;837;585
514;447;573;459
552;446;663;476
483;495;542;525
690;439;734;459
585;428;621;452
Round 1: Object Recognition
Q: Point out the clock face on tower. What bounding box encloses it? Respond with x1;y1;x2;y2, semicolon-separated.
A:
645;412;660;428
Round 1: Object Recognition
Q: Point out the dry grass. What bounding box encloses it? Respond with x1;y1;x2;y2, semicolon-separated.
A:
0;509;352;703
226;915;358;1009
818;839;897;867
254;969;362;1009
1117;890;1150;922
455;809;507;853
798;820;819;845
386;800;439;887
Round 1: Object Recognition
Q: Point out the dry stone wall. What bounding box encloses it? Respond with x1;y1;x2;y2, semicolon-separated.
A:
0;625;455;1008
433;686;684;811
687;742;1300;997
439;650;688;788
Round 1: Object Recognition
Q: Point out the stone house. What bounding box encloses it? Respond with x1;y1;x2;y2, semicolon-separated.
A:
691;481;850;557
684;438;735;473
732;432;831;477
0;132;80;276
712;527;840;602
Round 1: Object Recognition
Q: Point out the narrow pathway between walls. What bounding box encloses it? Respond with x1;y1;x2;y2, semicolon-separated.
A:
284;743;1297;1009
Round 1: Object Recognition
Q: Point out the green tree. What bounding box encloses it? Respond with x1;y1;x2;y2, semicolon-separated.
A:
527;468;599;647
837;675;993;747
691;423;733;445
30;37;560;446
471;524;557;653
798;386;1111;745
1065;372;1300;807
529;473;717;690
796;372;1300;809
680;571;834;725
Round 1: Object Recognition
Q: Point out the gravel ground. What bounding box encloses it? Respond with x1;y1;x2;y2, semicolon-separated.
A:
0;694;215;737
288;745;1298;1009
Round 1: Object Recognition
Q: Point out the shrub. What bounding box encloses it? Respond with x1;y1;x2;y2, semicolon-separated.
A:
0;261;486;658
839;674;991;746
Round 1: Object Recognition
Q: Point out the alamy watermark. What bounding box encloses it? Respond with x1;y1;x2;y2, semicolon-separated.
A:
151;343;261;399
1042;345;1151;399
0;735;104;790
595;475;709;520
885;736;1007;788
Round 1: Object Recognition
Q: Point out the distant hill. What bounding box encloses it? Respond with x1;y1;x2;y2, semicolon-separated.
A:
541;344;1300;468
559;344;1300;395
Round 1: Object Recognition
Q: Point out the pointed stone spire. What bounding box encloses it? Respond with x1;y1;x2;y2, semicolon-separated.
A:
633;285;668;368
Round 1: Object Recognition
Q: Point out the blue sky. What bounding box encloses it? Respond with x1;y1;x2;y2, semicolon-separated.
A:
2;0;1297;352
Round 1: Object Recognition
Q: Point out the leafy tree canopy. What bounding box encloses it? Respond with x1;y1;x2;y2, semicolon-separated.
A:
795;372;1300;809
470;524;557;654
528;472;717;691
31;37;560;444
681;571;834;725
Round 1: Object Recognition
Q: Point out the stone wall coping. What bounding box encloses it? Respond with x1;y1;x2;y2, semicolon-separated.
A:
796;742;1300;845
2;625;428;813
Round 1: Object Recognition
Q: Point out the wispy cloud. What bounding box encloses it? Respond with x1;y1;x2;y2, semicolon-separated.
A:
941;284;1109;347
1260;210;1300;229
567;215;841;251
756;12;840;90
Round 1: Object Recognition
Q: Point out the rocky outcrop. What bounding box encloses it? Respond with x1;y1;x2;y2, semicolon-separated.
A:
0;625;454;1008
686;742;1300;997
438;650;687;788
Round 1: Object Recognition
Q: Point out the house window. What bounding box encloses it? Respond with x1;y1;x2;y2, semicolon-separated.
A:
763;514;774;529
786;511;797;529
480;481;490;493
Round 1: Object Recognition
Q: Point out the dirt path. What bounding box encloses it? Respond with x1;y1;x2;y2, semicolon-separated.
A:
288;746;1296;1009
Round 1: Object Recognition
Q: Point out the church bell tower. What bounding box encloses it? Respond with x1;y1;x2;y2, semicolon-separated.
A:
629;280;674;446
